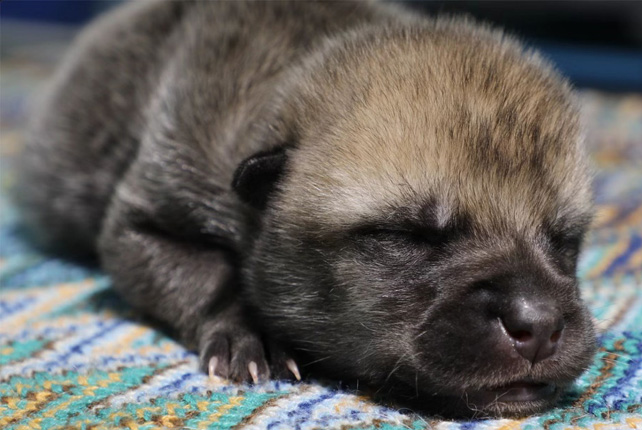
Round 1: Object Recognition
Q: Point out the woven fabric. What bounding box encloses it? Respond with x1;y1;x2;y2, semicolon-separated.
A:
1;50;641;430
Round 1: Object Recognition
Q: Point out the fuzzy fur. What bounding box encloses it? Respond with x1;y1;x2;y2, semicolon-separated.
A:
14;0;595;418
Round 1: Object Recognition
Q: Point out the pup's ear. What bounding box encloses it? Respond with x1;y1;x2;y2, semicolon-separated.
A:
232;146;288;209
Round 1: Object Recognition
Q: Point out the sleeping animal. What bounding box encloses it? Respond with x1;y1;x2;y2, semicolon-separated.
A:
15;0;596;417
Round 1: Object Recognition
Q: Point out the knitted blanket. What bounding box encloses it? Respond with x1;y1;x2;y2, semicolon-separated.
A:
1;50;641;430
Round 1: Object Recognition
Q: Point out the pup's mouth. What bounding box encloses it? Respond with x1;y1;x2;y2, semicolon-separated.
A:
464;381;557;404
382;377;561;417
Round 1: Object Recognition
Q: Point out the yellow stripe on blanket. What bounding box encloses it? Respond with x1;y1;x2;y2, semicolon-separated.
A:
3;280;99;330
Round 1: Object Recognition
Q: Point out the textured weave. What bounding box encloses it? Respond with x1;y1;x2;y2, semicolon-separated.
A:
1;50;641;430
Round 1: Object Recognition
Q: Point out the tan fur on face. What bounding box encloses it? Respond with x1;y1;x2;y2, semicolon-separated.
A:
277;18;592;238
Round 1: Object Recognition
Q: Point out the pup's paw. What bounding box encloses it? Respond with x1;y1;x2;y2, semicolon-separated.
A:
266;341;302;382
198;319;301;383
200;330;270;383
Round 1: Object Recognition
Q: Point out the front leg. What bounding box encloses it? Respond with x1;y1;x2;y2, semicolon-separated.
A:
99;191;299;382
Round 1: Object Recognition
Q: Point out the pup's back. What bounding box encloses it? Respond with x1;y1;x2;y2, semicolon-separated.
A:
14;0;402;258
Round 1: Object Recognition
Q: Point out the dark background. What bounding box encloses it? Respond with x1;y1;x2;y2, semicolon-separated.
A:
1;0;641;91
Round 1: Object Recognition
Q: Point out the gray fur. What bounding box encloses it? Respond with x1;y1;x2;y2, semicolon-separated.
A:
14;0;595;417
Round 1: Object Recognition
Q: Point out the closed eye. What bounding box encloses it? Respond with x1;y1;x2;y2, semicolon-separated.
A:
549;232;583;271
550;231;582;253
355;226;450;247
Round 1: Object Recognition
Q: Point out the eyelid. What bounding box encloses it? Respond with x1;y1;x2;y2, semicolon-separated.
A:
548;221;588;243
355;227;415;239
367;226;416;235
550;231;582;244
356;225;449;246
549;232;582;255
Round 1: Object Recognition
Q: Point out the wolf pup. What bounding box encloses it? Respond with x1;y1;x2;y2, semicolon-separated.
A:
15;0;596;417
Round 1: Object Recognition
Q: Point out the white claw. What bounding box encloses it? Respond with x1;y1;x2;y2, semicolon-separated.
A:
208;356;219;381
248;361;260;384
286;359;301;381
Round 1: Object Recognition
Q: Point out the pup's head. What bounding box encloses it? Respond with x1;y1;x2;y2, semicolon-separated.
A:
235;20;595;417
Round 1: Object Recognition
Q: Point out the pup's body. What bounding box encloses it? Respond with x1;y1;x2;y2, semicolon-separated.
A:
15;0;596;417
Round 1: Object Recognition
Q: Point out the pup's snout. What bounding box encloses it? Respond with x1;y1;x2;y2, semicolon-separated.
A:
500;299;564;364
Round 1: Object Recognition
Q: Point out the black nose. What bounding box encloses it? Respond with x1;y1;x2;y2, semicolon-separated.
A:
500;299;564;364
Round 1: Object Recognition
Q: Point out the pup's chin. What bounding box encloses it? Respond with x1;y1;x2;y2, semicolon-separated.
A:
423;381;562;418
378;378;563;418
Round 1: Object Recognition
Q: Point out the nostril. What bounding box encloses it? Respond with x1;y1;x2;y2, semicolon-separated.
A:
508;329;533;343
550;329;562;343
500;315;535;343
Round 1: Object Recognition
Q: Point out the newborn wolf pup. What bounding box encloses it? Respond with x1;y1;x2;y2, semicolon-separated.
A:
15;0;596;417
